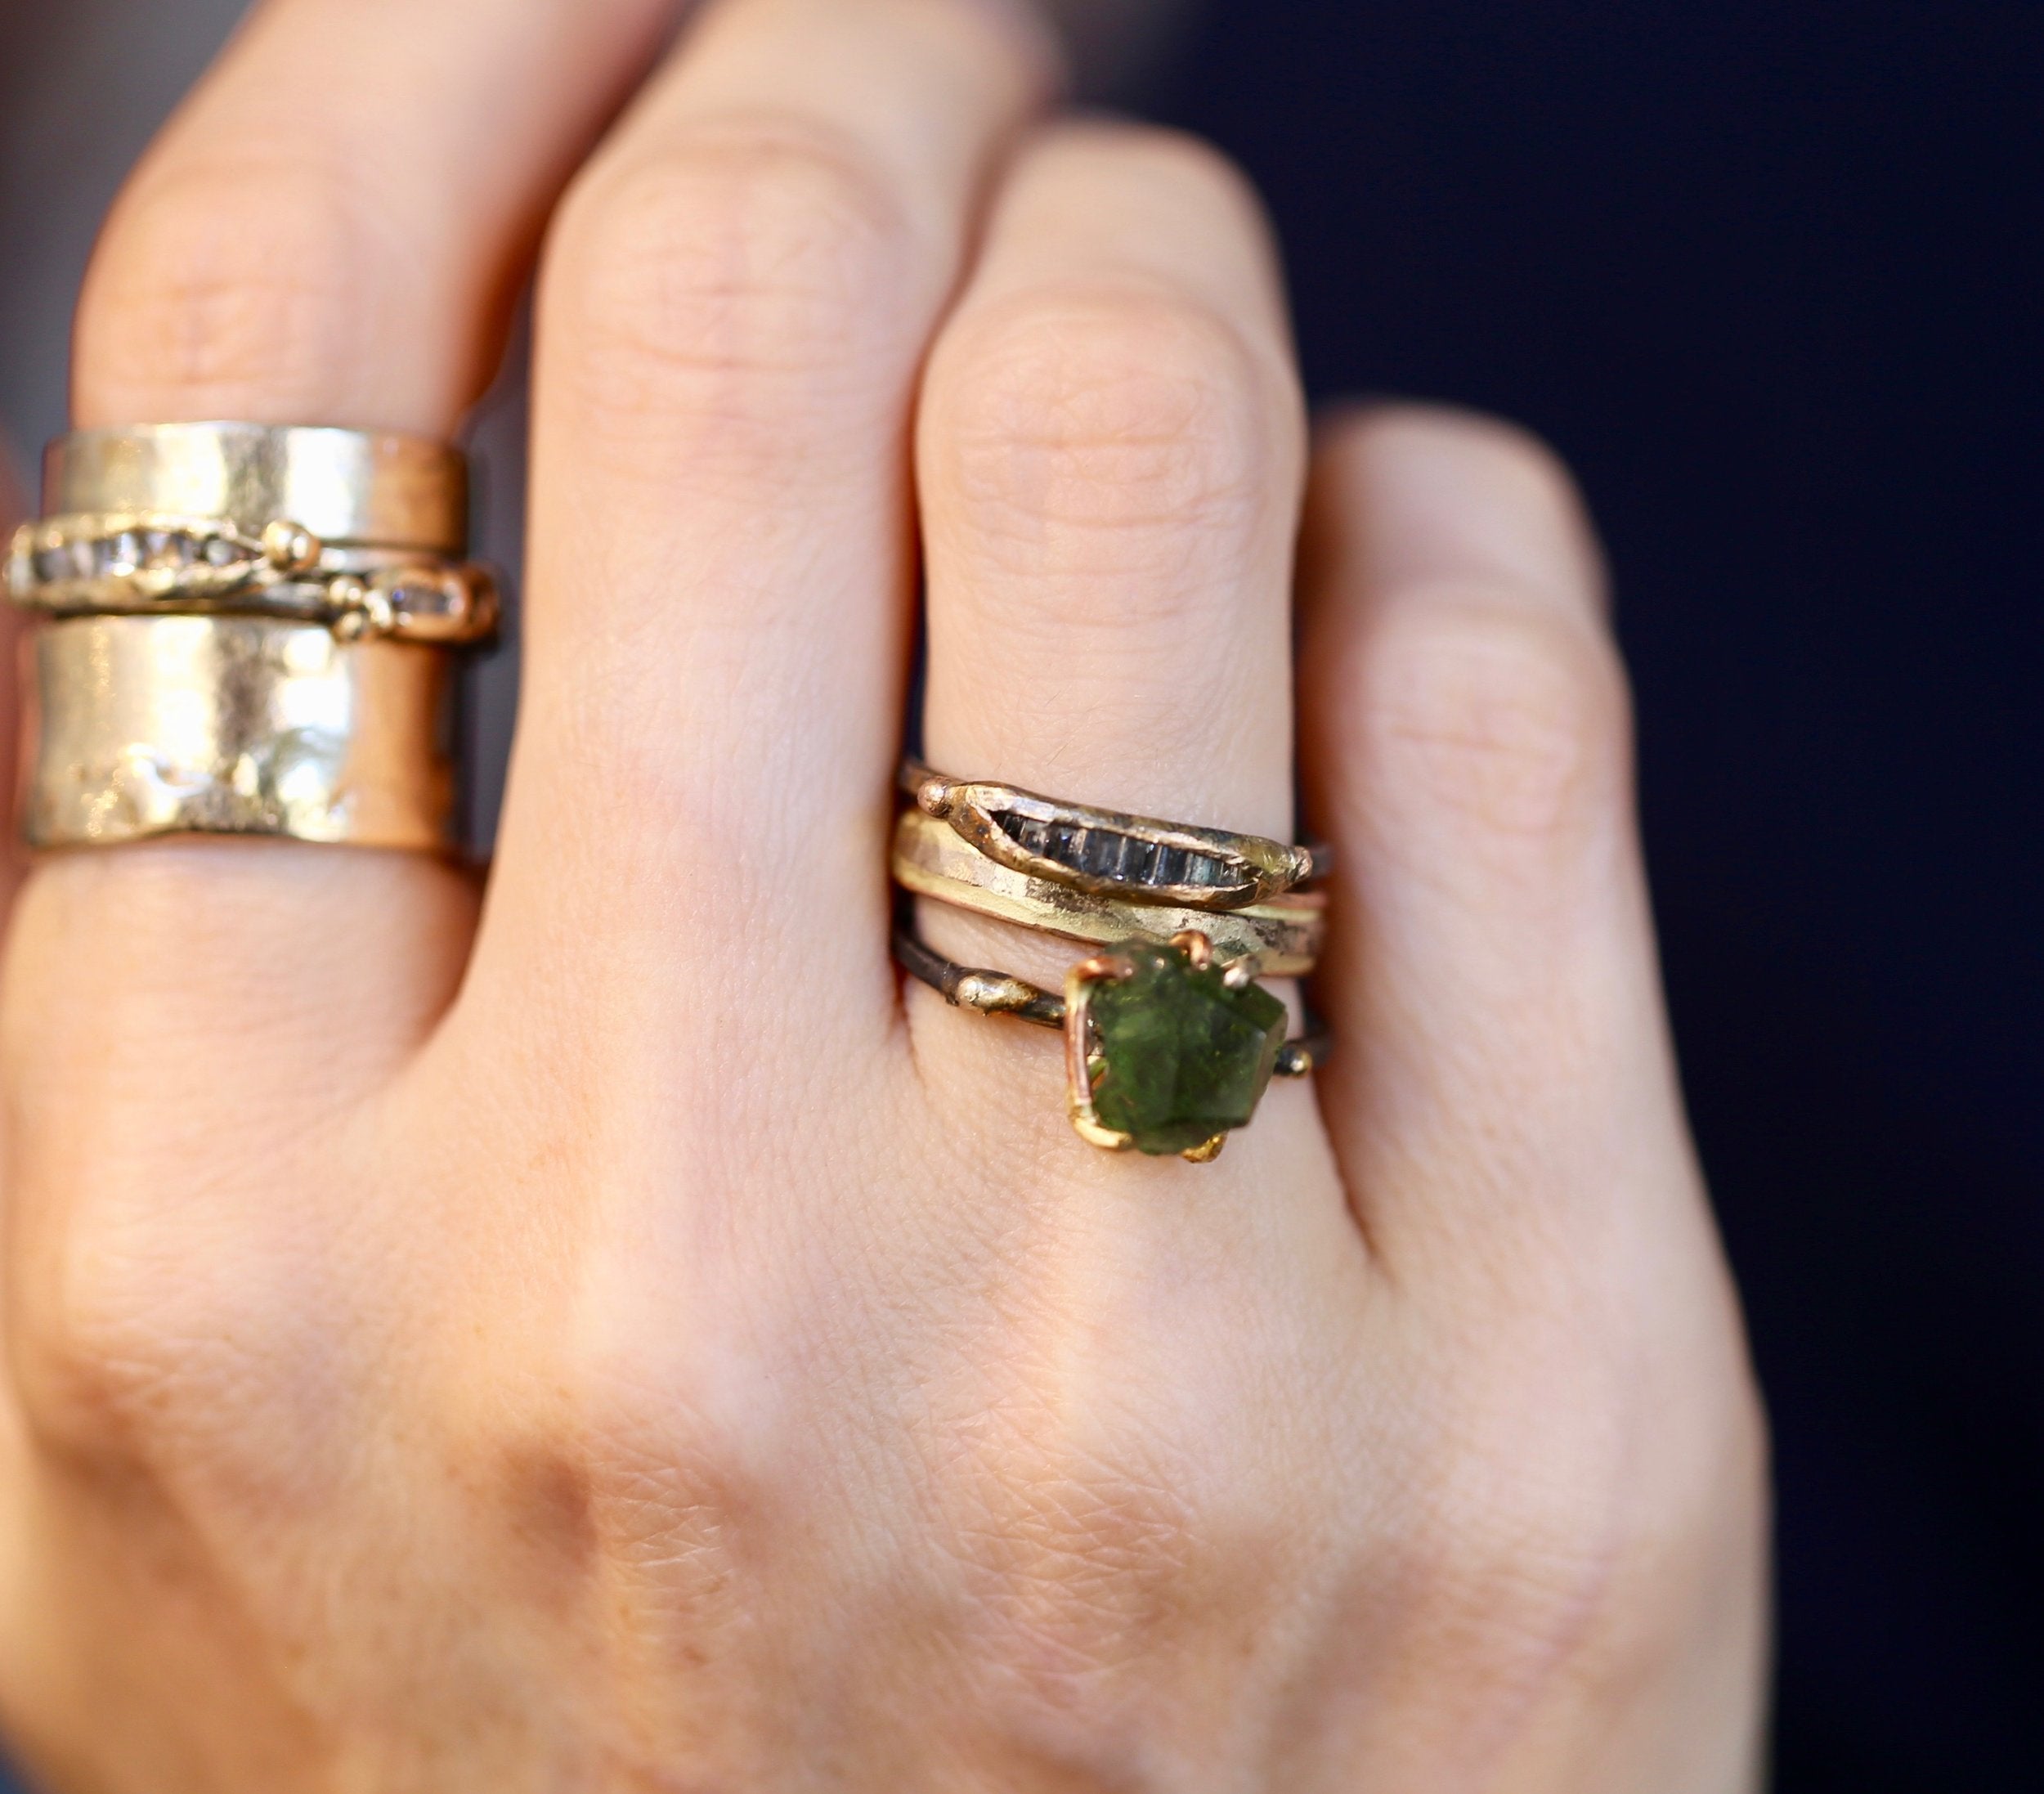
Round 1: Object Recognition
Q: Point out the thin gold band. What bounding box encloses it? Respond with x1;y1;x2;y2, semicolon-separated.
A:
892;806;1325;976
8;513;498;645
900;758;1326;910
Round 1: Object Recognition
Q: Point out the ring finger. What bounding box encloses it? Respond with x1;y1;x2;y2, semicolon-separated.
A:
912;123;1331;1177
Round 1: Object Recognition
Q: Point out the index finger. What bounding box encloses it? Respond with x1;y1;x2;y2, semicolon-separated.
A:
3;0;680;1221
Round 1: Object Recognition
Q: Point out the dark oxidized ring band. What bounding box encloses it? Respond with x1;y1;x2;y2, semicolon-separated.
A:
900;759;1327;911
7;514;498;646
894;921;1325;1164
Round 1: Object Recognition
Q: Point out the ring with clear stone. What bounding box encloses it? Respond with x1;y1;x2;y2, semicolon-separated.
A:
899;758;1327;912
891;805;1325;977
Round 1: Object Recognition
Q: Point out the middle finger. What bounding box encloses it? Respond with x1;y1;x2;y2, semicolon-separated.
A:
468;0;1053;1065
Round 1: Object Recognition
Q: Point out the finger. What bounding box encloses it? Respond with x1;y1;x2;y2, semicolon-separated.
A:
921;122;1305;863
1297;406;1699;1275
909;123;1329;1171
468;0;1054;1064
73;0;675;433
2;0;679;1146
0;442;25;926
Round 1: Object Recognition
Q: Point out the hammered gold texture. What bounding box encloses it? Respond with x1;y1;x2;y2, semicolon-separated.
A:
44;424;467;553
26;615;455;849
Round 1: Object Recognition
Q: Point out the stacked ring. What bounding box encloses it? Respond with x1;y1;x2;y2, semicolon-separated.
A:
891;761;1329;1163
892;806;1325;975
7;424;495;850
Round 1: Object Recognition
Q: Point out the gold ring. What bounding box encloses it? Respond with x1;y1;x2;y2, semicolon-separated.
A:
39;424;466;553
23;614;456;850
894;922;1325;1163
13;425;483;851
11;425;494;646
8;516;499;645
901;758;1325;909
892;807;1325;976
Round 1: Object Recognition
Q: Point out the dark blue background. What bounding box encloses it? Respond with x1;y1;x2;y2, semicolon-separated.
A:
2;2;2037;1787
1145;2;2041;1787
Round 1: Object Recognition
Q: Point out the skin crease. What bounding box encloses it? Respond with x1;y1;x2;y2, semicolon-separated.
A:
0;0;1768;1789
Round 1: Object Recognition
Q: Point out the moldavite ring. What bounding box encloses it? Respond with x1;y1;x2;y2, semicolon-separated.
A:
894;924;1325;1163
901;760;1327;911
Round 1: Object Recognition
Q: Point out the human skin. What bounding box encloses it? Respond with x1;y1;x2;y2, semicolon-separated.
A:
0;0;1768;1788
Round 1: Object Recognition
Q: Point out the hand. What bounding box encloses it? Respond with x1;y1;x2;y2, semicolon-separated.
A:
0;0;1767;1787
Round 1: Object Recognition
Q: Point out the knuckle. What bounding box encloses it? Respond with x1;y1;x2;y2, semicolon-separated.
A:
547;123;917;449
1360;595;1632;851
1395;1406;1635;1710
1392;1321;1765;1724
77;151;382;417
1354;403;1589;525
1114;123;1267;214
11;1213;204;1472
1468;415;1592;528
930;283;1295;583
515;1327;775;1642
1415;1508;1632;1711
959;1456;1208;1698
4;1084;351;1495
935;1347;1281;1702
1325;405;1606;609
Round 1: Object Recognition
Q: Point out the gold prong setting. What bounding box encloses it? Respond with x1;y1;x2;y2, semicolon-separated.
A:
894;924;1325;1163
1060;933;1286;1163
892;761;1329;1165
1064;953;1137;1152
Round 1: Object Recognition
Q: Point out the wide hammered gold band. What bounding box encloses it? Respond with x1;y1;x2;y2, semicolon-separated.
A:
14;424;480;852
892;806;1325;976
24;614;455;850
41;423;467;552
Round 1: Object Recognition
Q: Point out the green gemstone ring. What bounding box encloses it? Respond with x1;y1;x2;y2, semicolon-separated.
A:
893;924;1324;1162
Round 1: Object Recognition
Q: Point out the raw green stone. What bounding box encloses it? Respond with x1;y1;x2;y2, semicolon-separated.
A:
1086;941;1288;1155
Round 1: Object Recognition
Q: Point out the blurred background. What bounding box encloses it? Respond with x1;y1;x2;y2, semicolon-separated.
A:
1;2;2037;1787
